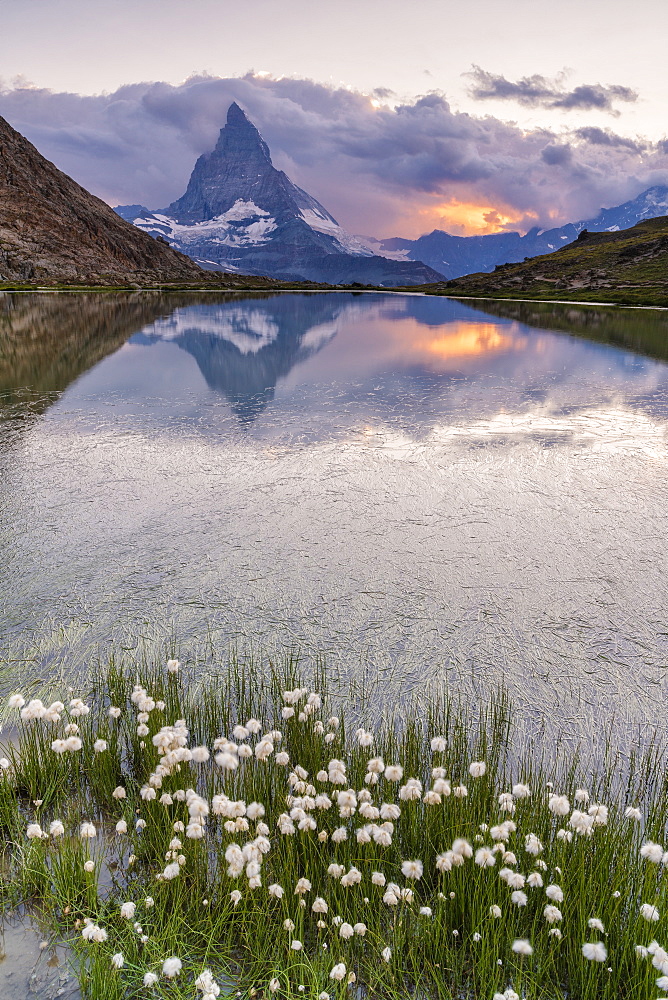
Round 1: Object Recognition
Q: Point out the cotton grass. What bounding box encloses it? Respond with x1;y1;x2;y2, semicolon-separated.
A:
1;654;668;1000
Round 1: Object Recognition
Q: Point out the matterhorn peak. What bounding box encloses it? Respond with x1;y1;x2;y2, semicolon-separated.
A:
226;101;252;126
116;104;445;285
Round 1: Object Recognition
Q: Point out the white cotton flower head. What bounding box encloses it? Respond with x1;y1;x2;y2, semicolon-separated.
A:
452;838;473;858
195;969;221;996
111;953;124;969
527;872;543;888
401;860;423;880
548;795;570;816
588;803;608;827
356;728;373;747
384;764;403;781
588;918;605;933
500;869;525;890
330;963;347;981
640;841;664;863
162;957;182;977
380;802;401;821
546;884;564;902
544;905;563;923
112;786;126;800
84;860;95;873
381;947;392;962
191;746;210;764
312;897;328;913
469;761;486;778
166;659;180;673
525;833;543;856
81;923;108;943
291;940;303;951
489;904;502;918
512;783;531;798
354;922;367;935
340;867;362;887
120;902;136;919
371;871;386;886
143;971;158;986
574;788;590;805
327;864;345;879
511;891;528;907
93;739;108;753
582;942;607;962
453;784;468;798
339;923;354;940
498;792;515;813
512;939;533;956
431;736;447;752
49;820;65;837
625;806;642;821
80;822;96;839
295;877;312;895
8;694;25;709
640;903;660;921
475;847;496;867
115;819;127;834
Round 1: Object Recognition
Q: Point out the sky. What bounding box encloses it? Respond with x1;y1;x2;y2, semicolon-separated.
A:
1;0;667;238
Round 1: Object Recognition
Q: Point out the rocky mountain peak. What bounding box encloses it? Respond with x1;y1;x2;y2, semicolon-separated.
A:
165;102;293;224
117;104;446;285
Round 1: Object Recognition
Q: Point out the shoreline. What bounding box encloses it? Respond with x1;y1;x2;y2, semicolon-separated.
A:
1;284;667;310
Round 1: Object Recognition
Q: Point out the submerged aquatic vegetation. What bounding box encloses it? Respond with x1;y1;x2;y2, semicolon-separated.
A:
0;656;667;999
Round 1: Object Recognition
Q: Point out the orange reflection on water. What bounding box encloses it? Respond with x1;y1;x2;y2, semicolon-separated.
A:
415;321;518;361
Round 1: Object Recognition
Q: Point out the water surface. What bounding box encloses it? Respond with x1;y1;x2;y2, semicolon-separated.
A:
1;291;667;745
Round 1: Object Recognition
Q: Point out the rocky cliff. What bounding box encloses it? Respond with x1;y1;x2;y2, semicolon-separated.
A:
0;115;208;285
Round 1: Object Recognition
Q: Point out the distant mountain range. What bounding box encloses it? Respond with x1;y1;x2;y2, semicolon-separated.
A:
365;186;668;279
115;103;444;287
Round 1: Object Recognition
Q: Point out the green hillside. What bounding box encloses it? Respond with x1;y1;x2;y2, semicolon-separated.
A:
421;216;668;306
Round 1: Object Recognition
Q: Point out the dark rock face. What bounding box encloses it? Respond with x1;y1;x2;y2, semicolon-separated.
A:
375;186;668;280
116;103;444;286
0;115;206;285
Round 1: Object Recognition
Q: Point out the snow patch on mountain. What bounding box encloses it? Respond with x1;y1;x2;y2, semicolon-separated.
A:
352;235;413;261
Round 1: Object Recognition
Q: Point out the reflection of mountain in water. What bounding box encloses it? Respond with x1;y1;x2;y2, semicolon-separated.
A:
133;294;354;421
0;291;253;420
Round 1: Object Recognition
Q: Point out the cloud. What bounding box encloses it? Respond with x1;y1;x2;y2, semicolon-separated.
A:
0;72;666;239
466;66;638;115
575;126;646;152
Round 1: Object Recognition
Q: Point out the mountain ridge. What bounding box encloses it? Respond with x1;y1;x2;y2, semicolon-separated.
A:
0;114;212;285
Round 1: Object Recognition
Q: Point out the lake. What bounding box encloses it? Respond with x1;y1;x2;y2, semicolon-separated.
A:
1;291;667;748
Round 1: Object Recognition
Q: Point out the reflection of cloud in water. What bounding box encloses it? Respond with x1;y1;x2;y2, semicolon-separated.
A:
430;407;668;456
